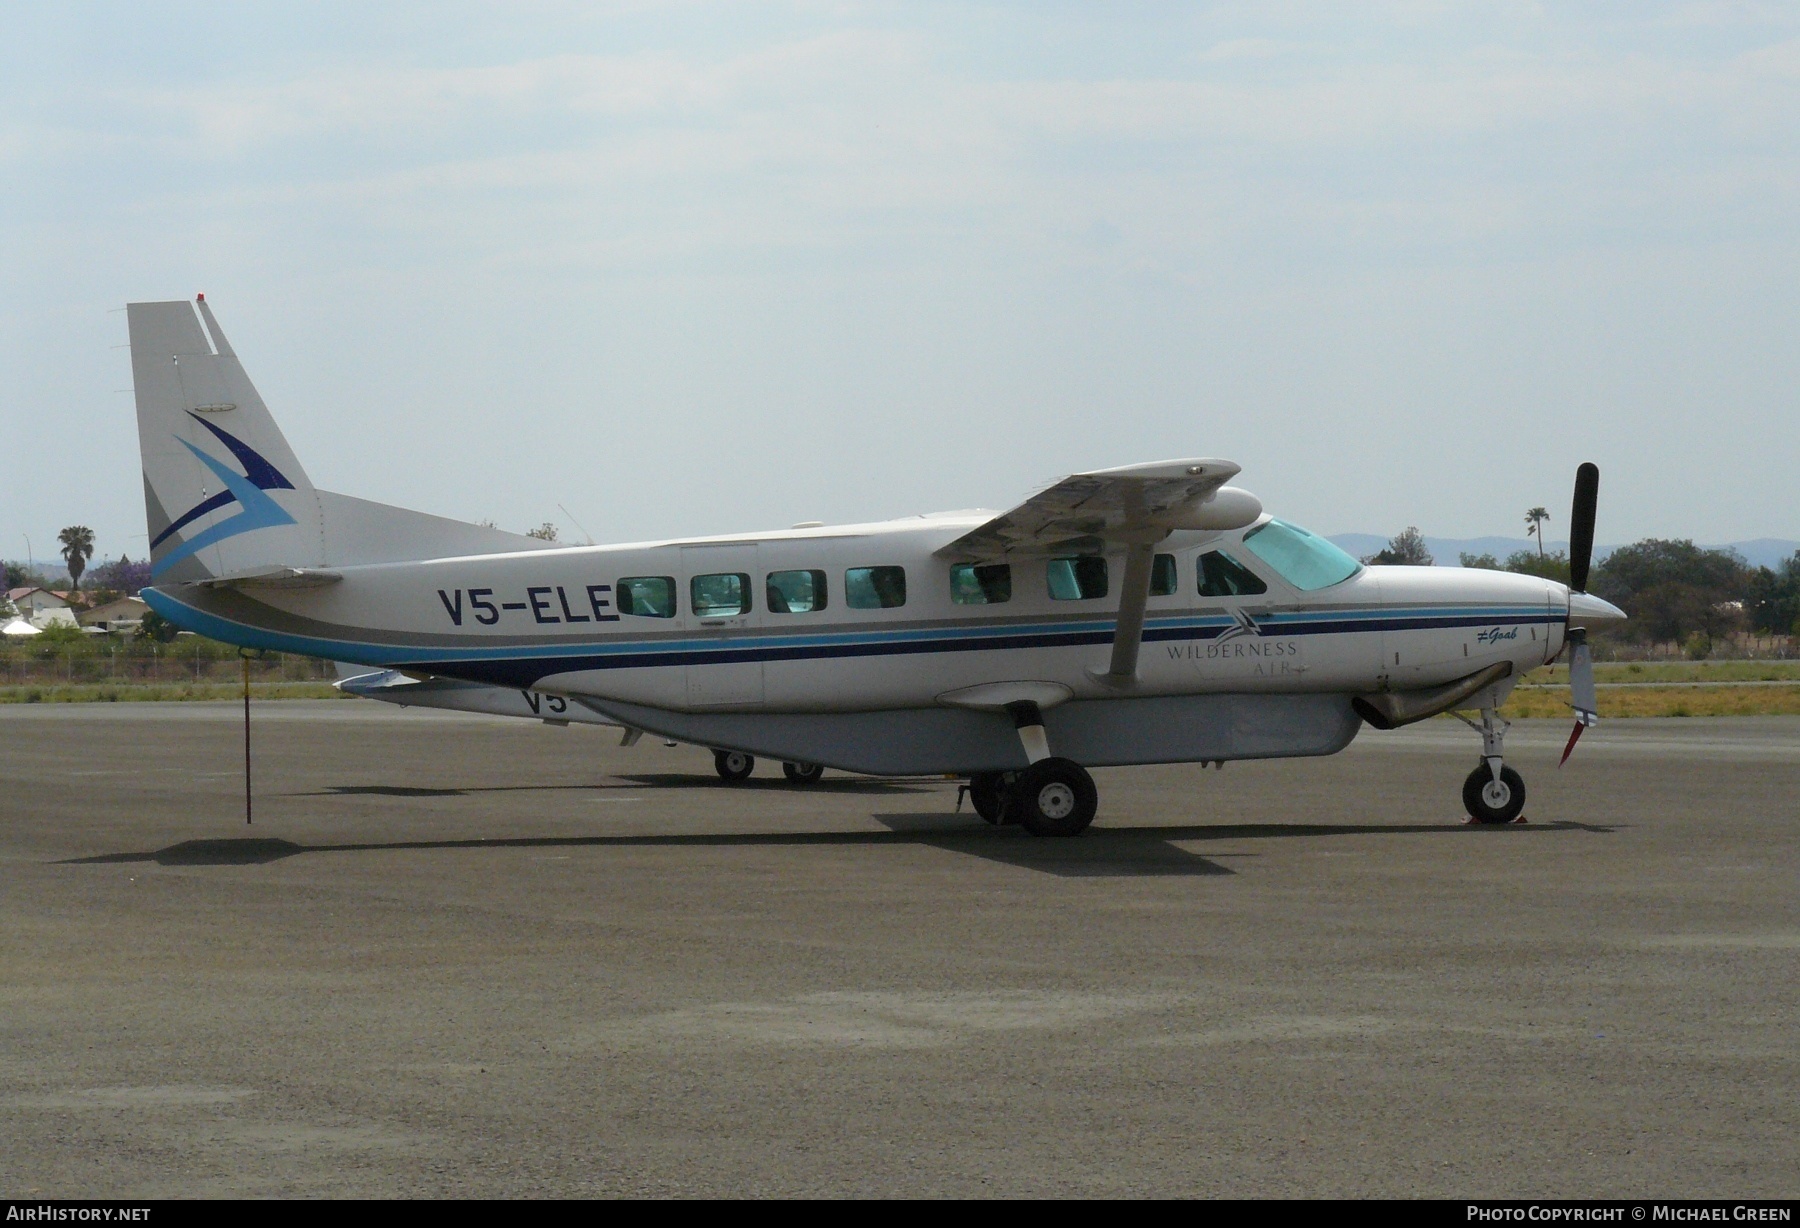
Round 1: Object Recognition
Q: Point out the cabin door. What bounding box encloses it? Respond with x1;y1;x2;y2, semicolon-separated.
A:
681;544;764;707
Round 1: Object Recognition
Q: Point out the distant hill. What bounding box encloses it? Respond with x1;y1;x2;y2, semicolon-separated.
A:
1327;535;1800;571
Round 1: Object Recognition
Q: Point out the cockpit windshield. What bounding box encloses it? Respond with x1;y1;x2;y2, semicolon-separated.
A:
1241;519;1361;591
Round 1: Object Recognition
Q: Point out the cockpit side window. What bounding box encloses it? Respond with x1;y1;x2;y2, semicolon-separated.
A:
1196;550;1268;598
1150;554;1178;597
1240;519;1362;591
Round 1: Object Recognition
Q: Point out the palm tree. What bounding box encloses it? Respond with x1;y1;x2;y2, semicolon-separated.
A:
1524;506;1550;561
58;525;95;591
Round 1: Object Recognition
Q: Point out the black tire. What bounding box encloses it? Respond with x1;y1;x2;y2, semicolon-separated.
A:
1462;763;1526;824
713;749;755;782
1012;758;1098;837
968;772;1009;824
782;761;824;785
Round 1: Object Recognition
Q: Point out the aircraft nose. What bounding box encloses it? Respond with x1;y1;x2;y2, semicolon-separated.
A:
1568;590;1627;625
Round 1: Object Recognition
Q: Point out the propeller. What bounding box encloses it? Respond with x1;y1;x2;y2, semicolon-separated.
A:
1560;462;1601;766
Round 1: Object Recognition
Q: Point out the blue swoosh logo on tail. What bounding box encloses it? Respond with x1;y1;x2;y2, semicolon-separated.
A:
151;415;298;577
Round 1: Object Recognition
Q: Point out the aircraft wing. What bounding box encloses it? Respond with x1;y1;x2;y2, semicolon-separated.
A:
937;458;1263;684
934;458;1260;562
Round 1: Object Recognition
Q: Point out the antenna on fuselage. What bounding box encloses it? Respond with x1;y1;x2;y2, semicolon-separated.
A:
558;504;595;546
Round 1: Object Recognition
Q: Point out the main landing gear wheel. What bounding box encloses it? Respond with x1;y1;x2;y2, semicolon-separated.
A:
1011;758;1098;838
713;749;755;782
1463;763;1526;824
782;761;824;785
967;771;1017;824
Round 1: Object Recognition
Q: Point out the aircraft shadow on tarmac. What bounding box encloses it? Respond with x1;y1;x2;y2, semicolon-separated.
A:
60;815;1612;879
304;775;936;799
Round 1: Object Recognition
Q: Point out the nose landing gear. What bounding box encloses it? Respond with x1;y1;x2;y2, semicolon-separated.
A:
1454;707;1526;824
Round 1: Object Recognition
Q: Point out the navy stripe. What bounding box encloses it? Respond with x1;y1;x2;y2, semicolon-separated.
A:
146;587;1557;690
407;612;1561;686
150;489;235;548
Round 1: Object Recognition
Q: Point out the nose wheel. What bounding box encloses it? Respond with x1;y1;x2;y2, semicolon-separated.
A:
1462;763;1526;824
1453;707;1526;823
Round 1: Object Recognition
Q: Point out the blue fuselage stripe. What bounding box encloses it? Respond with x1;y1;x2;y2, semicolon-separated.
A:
145;589;1555;686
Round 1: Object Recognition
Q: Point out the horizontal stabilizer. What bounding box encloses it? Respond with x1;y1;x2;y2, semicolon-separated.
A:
198;567;342;590
336;668;623;728
131;297;558;586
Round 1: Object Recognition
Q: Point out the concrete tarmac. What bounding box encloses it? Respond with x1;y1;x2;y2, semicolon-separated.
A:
2;702;1797;1197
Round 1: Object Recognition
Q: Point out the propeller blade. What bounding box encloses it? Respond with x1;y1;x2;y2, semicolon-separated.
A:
1559;632;1598;767
1559;721;1586;767
1569;462;1599;593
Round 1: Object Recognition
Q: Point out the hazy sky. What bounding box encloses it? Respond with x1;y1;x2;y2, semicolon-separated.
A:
4;1;1797;564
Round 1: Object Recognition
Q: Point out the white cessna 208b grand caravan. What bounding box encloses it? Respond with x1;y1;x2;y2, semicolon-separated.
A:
130;297;1626;836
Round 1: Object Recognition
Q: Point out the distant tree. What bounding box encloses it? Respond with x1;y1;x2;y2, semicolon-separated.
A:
1595;539;1746;600
1593;539;1750;644
85;555;153;596
1365;527;1433;566
136;609;180;643
1745;551;1800;636
37;621;87;646
525;523;559;541
1459;552;1502;570
57;526;95;591
1504;549;1572;586
1524;506;1550;560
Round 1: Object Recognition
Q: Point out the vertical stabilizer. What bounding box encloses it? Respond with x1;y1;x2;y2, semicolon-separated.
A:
130;298;325;582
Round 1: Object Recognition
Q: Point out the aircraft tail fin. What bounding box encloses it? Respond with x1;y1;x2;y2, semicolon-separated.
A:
130;298;324;583
129;297;549;582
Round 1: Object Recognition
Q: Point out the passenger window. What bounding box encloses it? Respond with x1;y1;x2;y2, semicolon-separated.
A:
1047;556;1108;601
617;576;677;618
766;569;827;614
845;566;906;609
949;563;1011;605
691;572;751;617
1196;550;1269;598
1150;554;1177;597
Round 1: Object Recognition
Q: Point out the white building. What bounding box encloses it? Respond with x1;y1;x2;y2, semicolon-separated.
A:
6;588;77;629
78;595;150;633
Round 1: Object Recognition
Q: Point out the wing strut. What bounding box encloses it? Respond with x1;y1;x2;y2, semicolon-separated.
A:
1106;540;1157;680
